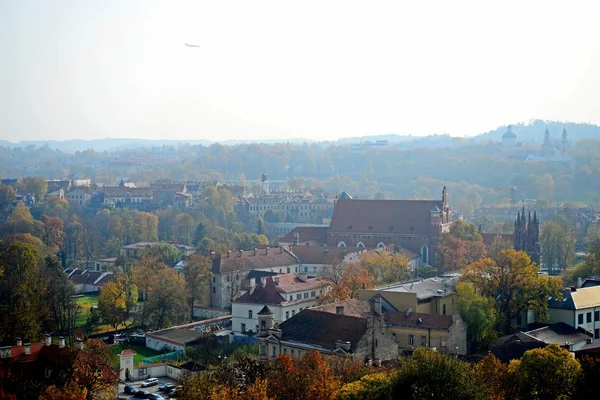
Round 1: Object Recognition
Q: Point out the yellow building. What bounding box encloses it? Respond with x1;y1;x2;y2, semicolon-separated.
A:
359;275;458;316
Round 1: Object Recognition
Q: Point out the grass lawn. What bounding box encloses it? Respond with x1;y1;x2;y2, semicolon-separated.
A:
111;344;161;365
75;295;99;327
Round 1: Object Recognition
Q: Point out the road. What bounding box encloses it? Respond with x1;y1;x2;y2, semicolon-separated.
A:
117;377;179;399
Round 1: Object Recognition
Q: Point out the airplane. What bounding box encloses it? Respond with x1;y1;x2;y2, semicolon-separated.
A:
185;43;200;48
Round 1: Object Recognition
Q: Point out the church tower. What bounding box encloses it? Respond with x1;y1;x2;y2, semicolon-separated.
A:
541;127;555;157
261;173;269;194
561;127;568;156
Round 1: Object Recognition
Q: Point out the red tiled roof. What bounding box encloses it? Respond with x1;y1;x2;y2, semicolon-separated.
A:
384;312;453;330
119;349;137;356
234;278;286;305
10;342;45;362
280;227;328;244
329;199;443;235
258;305;274;315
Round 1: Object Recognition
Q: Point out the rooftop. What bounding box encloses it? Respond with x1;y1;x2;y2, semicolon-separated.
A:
384;311;454;330
524;323;591;345
147;328;202;345
549;286;600;310
373;276;458;300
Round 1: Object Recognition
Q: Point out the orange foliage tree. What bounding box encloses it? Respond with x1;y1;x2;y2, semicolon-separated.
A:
318;262;375;304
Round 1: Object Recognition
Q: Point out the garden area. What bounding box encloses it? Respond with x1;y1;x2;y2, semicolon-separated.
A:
110;344;161;365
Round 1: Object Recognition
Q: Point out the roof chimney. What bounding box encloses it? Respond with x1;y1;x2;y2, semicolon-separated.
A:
293;232;300;245
249;277;256;294
373;294;383;316
58;336;65;349
254;248;257;256
239;249;244;257
45;334;52;346
227;250;231;258
577;277;583;288
336;306;344;315
24;343;31;355
75;337;84;350
265;246;270;255
298;273;308;282
15;337;22;347
405;308;412;317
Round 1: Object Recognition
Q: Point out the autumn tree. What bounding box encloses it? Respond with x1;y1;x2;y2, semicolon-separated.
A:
563;253;600;285
507;344;581;400
486;235;513;260
437;220;486;271
473;354;508;400
146;267;187;329
97;276;138;331
461;249;563;334
360;250;410;284
40;214;65;252
0;183;16;212
141;242;181;266
70;339;119;400
456;282;496;352
318;262;375;304
183;253;213;321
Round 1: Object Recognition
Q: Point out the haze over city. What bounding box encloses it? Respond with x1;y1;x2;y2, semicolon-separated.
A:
1;0;600;142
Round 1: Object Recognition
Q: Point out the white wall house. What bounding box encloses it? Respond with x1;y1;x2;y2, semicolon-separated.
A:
548;286;600;340
232;274;328;337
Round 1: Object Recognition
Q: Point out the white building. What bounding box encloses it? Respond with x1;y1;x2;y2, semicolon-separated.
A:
548;285;600;339
231;274;327;337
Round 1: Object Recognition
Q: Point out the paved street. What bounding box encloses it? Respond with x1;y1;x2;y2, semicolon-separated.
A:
117;377;179;399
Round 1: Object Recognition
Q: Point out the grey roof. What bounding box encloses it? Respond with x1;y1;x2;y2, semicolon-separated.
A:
374;276;458;300
547;289;576;310
524;323;591;346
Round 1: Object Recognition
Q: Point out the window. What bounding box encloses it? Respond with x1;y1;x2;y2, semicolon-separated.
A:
421;336;427;346
292;310;296;316
442;304;446;315
296;294;301;300
304;292;309;299
241;323;246;333
441;339;447;348
261;345;266;356
311;291;316;298
272;346;276;357
283;348;287;354
579;314;584;325
290;349;295;355
304;266;308;272
596;311;600;322
213;287;216;294
248;310;253;319
285;311;289;320
596;329;600;340
409;335;414;345
287;267;290;273
588;312;593;323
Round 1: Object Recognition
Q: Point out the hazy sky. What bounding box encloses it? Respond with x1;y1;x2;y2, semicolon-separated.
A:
1;0;599;142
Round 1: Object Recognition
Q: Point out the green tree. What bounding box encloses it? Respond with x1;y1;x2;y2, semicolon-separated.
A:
174;213;195;245
391;348;486;400
0;239;47;344
44;255;79;336
540;221;576;273
146;267;187;329
142;243;181;266
456;282;496;352
256;217;265;235
447;220;483;242
21;176;48;200
508;344;581;400
193;222;207;246
414;264;438;279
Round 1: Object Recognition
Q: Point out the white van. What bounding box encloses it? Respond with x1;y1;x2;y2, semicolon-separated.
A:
141;378;159;387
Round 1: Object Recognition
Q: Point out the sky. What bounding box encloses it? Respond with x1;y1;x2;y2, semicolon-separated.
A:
1;0;600;142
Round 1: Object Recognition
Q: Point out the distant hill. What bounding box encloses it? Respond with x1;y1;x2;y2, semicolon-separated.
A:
476;120;600;144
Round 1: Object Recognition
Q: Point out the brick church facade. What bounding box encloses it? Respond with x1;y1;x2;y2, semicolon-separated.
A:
324;187;453;267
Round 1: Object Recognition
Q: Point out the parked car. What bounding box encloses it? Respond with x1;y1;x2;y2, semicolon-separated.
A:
147;394;165;400
141;378;159;388
134;390;150;399
158;383;175;392
124;385;138;395
168;388;179;397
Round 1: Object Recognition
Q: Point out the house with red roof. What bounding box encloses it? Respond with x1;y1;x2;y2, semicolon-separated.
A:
231;274;329;338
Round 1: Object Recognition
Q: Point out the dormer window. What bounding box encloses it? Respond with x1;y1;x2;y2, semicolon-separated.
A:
368;226;373;230
388;226;394;231
347;225;353;230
